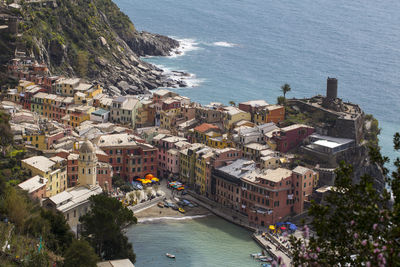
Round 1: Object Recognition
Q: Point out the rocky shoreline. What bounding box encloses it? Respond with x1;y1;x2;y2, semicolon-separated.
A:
92;33;191;96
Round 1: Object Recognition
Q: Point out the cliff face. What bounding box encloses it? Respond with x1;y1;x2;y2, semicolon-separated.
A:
15;0;185;94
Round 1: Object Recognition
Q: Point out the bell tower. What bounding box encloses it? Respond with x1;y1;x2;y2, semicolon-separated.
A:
78;139;98;187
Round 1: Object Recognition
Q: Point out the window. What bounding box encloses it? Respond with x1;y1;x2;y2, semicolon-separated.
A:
82;168;85;174
88;169;91;174
109;158;112;163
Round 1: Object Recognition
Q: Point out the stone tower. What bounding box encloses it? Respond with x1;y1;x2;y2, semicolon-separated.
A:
78;139;98;187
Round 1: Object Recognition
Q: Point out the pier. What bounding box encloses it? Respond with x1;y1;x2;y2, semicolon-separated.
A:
252;233;292;266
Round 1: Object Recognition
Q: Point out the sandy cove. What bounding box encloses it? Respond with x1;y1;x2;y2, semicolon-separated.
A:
134;203;211;222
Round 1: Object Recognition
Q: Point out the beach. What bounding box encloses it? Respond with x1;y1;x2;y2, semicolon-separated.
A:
134;202;211;221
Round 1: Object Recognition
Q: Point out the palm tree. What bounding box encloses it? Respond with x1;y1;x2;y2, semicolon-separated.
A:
229;101;236;107
281;83;291;98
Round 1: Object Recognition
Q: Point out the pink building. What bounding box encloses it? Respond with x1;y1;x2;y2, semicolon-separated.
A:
213;159;256;211
152;134;189;178
273;124;314;153
241;168;294;227
292;166;318;214
18;175;48;200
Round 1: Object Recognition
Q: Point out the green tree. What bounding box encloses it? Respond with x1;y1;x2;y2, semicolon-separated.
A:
290;135;400;266
40;209;74;254
80;194;137;263
0;112;13;155
280;83;291;98
229;101;236;107
3;186;29;229
277;96;286;106
63;239;99;267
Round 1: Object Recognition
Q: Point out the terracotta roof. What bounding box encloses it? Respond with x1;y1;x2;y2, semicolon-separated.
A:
194;123;219;133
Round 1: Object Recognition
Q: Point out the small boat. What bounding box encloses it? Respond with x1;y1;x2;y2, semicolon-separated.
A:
259;257;273;262
250;252;262;258
166;253;175;259
178;208;185;213
157;202;164;208
262;264;271;267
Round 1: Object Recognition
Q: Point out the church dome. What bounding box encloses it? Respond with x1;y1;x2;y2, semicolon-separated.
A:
80;139;95;154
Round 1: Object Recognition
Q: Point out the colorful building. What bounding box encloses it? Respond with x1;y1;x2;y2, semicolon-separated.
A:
21;156;67;197
272;124;314;153
95;133;158;182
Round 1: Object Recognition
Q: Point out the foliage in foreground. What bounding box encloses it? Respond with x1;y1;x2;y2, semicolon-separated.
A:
290;134;400;266
80;194;137;263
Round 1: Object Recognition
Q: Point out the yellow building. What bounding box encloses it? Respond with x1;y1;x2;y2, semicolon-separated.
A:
194;148;214;195
223;106;251;129
21;156;67;197
160;108;180;130
23;134;46;150
207;134;234;149
17;80;34;93
179;143;204;185
85;84;103;98
64;105;94;128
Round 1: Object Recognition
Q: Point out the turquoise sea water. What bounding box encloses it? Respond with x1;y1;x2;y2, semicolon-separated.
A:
117;1;400;265
115;0;400;165
126;216;262;267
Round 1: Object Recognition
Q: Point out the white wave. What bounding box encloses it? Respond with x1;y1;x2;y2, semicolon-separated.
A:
156;64;204;88
212;41;238;47
138;214;210;223
169;38;200;58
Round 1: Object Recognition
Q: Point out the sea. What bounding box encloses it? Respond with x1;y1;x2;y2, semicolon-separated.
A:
126;216;262;267
115;0;400;265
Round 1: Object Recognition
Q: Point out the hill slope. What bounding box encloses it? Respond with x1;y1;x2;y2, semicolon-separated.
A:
10;0;186;94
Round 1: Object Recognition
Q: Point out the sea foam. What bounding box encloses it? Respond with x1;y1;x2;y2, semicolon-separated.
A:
212;41;238;47
169;38;200;58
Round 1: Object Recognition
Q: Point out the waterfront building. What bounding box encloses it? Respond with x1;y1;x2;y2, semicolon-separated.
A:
194;147;215;195
94;133;157;182
152;134;189;179
21;155;67;197
292;166;318;214
179;143;205;185
272;124;314;153
213;159;256;211
241;168;294;226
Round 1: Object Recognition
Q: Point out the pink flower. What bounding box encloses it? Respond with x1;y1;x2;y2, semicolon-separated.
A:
366;261;371;267
374;242;379;247
382;246;387;251
316;247;321;252
374;248;380;254
373;224;378;230
354;233;358;239
350;220;355;226
361;240;367;246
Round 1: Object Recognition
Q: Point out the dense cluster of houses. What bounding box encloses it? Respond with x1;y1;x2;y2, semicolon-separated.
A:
2;59;357;229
